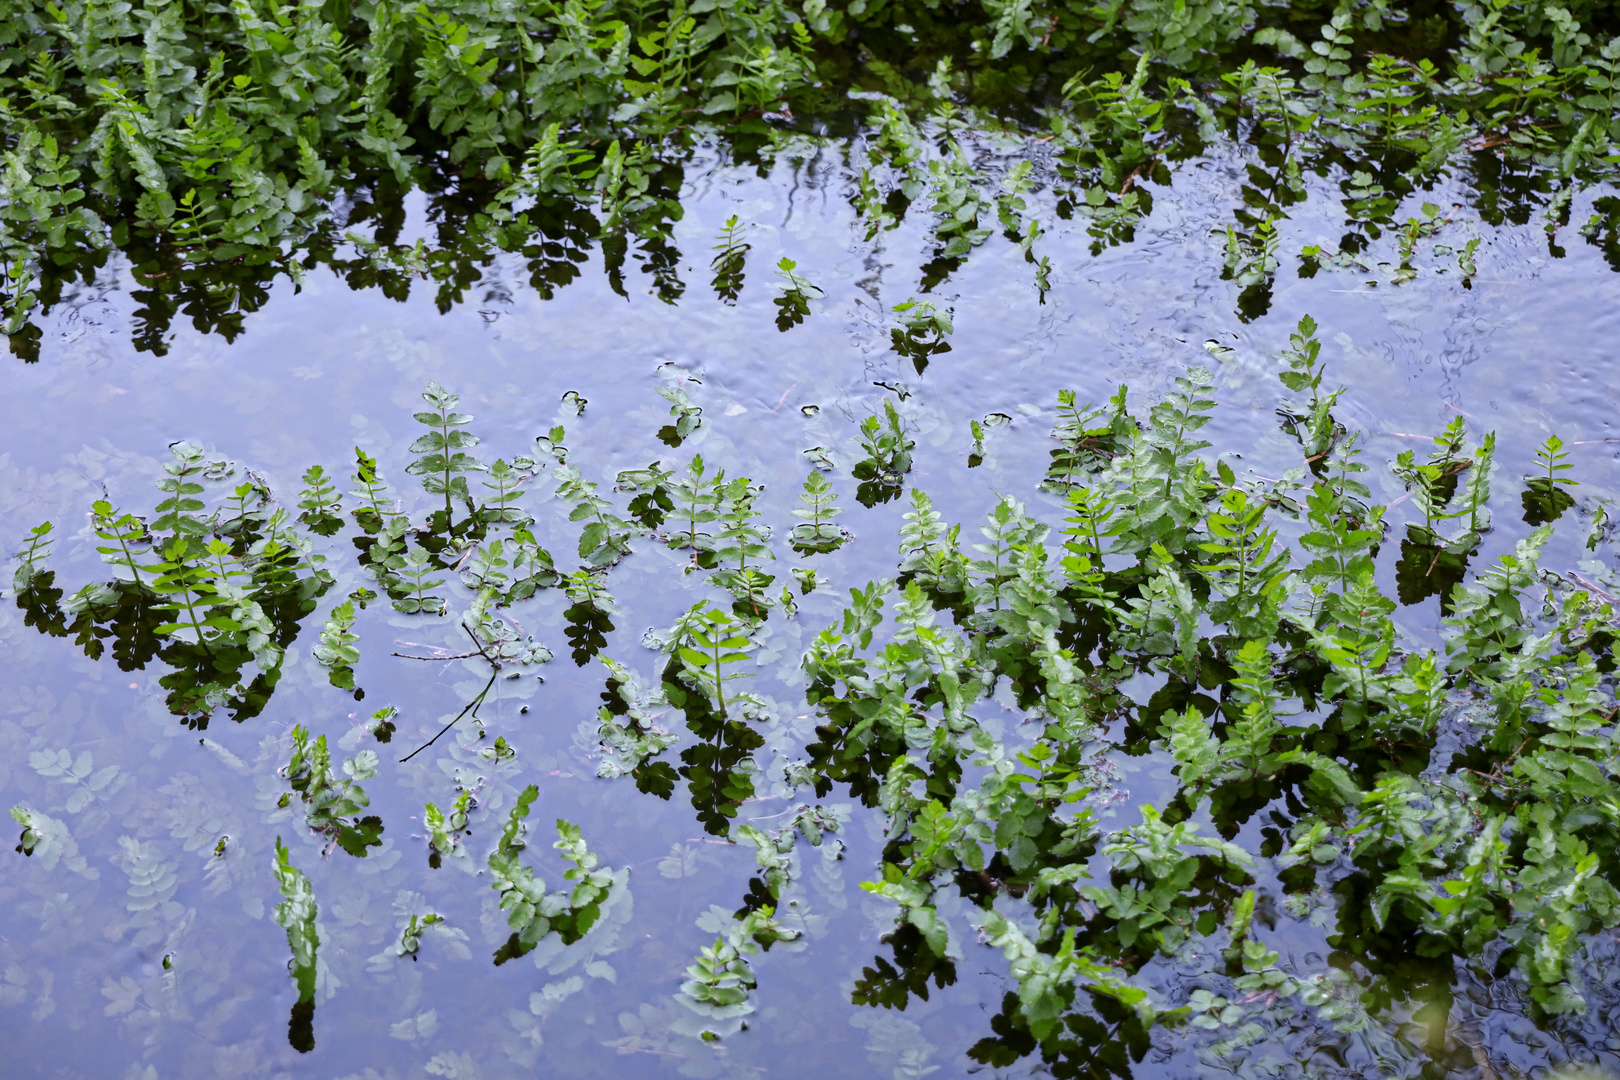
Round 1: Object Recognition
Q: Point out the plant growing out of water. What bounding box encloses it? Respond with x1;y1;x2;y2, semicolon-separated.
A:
773;258;822;331
710;215;749;304
312;599;360;692
968;412;1010;468
297;466;344;537
394;911;448;960
657;386;705;447
13;442;334;724
1523;433;1579;525
889;298;953;374
852;399;914;507
1274;315;1342;462
425;780;478;869
678;905;801;1037
272;838;319;1054
17;332;1620;1070
349;449;402;532
8;0;1620;356
789;471;849;555
408;382;483;531
280;726;383;858
557;464;635;568
666;455;726;557
487;785;618;965
712;479;775;614
617;462;676;532
677;606;756;719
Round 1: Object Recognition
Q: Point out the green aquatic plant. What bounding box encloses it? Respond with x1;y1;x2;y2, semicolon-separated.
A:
772;257;823;330
10;805;96;877
8;0;1620;355
272;837;319;1053
394;911;449;960
296;466;344;538
487;785;618;965
408;381;484;531
656;386;705;448
677;904;801;1038
1525;433;1580;524
14;330;1620;1070
558;463;635;569
789;471;849;555
12;444;334;724
709;215;750;304
890;298;954;374
852;399;914;507
424;777;478;870
280;725;383;858
312;599;360;692
677;606;756;719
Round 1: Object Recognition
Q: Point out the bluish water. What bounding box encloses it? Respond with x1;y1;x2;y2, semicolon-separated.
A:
4;144;1620;1079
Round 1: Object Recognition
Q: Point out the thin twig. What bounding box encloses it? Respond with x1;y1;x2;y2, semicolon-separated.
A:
399;670;497;764
1566;571;1620;606
393;650;482;661
398;625;503;763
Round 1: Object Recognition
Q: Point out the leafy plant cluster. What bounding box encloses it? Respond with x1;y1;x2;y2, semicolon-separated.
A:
807;329;1620;1074
11;447;332;725
12;324;1620;1069
7;0;1620;354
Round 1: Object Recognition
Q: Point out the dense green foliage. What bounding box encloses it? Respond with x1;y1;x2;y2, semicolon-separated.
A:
13;309;1620;1068
5;0;1620;355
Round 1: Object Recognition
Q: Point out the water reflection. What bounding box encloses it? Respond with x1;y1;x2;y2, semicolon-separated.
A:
2;147;1620;1080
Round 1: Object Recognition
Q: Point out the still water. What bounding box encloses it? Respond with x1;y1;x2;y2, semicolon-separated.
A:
3;142;1620;1079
